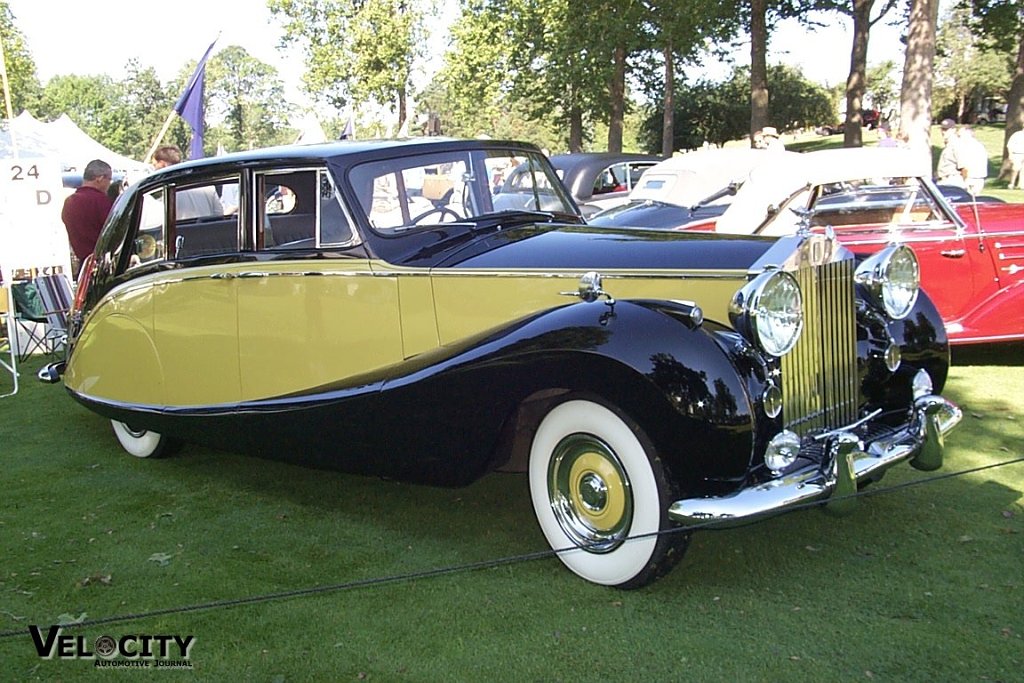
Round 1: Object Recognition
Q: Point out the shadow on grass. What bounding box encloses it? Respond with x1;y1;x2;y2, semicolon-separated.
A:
952;342;1024;367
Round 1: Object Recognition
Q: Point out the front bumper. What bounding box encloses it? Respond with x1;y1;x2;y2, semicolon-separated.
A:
668;394;962;526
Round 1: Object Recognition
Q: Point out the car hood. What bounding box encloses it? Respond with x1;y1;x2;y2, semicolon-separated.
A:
436;223;776;271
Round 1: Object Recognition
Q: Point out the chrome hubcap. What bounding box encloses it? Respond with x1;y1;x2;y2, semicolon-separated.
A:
548;433;633;553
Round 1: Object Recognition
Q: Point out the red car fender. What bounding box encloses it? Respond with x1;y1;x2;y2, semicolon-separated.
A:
951;277;1024;344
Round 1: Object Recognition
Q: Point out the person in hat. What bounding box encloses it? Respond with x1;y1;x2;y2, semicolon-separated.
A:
935;118;964;187
759;126;786;152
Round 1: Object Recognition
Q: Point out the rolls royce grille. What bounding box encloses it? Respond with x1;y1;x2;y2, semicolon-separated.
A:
782;258;859;435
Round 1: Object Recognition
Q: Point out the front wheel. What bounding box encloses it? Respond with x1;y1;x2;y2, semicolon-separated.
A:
528;399;688;588
111;420;179;458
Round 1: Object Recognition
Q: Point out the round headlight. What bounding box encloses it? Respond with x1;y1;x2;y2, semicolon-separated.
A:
730;270;804;357
855;245;920;320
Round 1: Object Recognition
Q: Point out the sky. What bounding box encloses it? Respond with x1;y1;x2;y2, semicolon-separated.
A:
7;1;909;119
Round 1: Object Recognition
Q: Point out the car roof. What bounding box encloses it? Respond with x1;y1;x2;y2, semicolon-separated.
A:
168;137;543;173
716;147;935;234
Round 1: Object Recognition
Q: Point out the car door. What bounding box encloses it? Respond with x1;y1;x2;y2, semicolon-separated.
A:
234;168;404;401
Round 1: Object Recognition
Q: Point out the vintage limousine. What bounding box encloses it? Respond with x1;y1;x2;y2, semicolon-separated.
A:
42;138;962;588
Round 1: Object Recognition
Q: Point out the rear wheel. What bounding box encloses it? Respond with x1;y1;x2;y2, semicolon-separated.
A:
528;398;688;588
111;420;178;458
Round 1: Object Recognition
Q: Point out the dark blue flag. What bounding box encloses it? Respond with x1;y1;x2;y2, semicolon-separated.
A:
173;38;217;160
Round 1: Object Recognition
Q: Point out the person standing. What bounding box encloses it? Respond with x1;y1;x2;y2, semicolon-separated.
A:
61;159;114;278
152;144;223;218
1008;128;1024;190
934;119;963;187
957;125;989;195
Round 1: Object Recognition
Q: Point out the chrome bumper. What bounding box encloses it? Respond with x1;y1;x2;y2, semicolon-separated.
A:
668;395;962;526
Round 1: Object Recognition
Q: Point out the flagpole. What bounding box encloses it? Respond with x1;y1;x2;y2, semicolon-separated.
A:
0;32;18;157
144;111;178;164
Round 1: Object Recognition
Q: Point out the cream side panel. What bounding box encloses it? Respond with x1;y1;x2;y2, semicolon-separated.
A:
66;283;163;405
152;273;241;406
237;261;403;400
430;270;744;344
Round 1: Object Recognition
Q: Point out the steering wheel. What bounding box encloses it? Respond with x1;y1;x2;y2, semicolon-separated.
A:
411;206;463;224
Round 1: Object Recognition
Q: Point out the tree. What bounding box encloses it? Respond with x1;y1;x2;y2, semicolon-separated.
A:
641;64;833;151
968;0;1024;181
934;4;1012;122
117;60;176;160
205;45;292;152
269;0;425;130
899;0;940;168
36;73;121;142
0;3;40;115
830;0;901;147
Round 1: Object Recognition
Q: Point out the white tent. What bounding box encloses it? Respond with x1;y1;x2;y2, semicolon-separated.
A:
0;111;147;175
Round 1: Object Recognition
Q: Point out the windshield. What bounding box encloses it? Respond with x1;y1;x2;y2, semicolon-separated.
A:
347;149;578;232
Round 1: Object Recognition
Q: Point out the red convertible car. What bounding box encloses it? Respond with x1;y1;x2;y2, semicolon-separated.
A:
597;148;1024;345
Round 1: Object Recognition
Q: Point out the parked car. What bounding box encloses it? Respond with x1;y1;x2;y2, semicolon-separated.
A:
661;147;1024;345
497;152;659;218
590;148;796;229
816;109;883;136
41;138;961;588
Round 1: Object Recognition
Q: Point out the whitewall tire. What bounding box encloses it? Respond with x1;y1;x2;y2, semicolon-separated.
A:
528;398;687;588
111;420;177;459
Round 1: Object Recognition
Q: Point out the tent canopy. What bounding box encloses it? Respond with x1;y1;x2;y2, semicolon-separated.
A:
1;111;147;174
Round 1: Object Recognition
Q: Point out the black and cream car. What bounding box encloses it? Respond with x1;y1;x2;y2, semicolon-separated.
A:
43;138;962;588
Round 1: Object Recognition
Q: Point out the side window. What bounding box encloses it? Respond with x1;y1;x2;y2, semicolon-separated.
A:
128;187;168;269
360;159;470;229
172;180;236;259
259;170;313;250
593;164;625;195
318;171;354;246
258;169;354;250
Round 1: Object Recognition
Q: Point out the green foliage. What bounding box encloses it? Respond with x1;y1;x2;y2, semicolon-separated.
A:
0;3;40;114
641;65;834;151
205;45;293;152
934;5;1013;120
269;0;425;125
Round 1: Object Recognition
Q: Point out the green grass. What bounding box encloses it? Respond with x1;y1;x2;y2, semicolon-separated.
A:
1;353;1022;681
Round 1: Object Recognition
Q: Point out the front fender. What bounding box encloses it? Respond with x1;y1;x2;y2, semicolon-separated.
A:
953;277;1024;344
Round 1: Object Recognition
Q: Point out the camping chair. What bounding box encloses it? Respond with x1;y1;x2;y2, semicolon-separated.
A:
33;273;74;356
0;284;18;397
10;280;49;361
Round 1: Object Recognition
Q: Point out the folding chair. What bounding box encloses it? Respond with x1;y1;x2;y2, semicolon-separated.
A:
0;284;18;397
33;273;74;356
10;281;49;361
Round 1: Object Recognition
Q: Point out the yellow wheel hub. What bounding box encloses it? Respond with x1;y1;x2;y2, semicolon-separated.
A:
568;451;627;531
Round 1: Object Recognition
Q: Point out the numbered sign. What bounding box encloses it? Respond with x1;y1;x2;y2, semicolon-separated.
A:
0;157;69;282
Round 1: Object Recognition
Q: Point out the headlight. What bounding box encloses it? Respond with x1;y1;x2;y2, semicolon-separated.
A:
730;269;804;357
855;245;920;320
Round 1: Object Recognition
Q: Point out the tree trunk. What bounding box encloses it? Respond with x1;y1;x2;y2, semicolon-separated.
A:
899;0;940;170
397;88;407;132
608;44;626;153
749;0;769;146
569;105;584;153
999;34;1024;181
663;42;674;157
843;0;873;148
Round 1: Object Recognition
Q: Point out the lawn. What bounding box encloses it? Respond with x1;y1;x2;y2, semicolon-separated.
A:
0;350;1021;681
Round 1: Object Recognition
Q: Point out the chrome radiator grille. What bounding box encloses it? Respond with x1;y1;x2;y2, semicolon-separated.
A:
781;257;859;436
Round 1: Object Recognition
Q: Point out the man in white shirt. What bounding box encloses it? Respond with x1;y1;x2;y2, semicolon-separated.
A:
956;126;989;195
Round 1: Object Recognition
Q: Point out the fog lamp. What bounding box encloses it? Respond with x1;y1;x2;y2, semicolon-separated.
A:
913;369;934;399
765;430;801;473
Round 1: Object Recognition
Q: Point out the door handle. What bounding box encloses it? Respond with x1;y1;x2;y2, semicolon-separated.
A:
210;272;235;280
940;249;965;259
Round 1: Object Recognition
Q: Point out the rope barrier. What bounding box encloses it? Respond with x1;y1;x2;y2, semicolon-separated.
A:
0;454;1021;641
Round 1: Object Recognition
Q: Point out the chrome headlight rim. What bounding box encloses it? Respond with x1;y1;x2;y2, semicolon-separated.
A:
855;245;920;320
730;269;804;358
